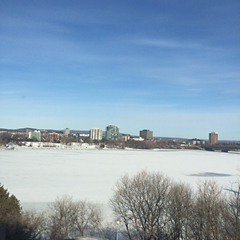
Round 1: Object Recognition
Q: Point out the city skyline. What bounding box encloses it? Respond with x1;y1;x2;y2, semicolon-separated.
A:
1;1;239;140
1;126;227;142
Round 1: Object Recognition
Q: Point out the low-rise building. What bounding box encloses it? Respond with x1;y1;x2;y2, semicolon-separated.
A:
131;137;144;141
122;134;130;141
78;133;90;140
188;138;205;145
28;130;41;141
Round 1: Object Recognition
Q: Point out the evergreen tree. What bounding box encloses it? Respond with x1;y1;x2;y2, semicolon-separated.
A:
0;184;44;240
0;183;21;217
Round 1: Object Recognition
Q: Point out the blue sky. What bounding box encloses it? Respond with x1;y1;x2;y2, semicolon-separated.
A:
1;0;239;140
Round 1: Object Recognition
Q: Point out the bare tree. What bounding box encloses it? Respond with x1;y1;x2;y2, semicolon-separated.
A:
188;180;226;240
166;182;193;240
46;196;104;239
110;171;172;240
21;210;46;240
223;181;240;240
46;195;75;239
72;200;104;237
101;223;118;240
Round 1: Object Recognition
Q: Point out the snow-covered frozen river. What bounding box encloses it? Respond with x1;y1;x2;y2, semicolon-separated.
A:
0;147;239;211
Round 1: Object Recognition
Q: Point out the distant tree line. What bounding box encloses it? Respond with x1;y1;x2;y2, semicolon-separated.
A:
1;171;240;240
123;139;182;149
0;132;28;145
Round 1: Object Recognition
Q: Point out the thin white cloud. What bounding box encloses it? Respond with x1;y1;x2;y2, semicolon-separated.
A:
131;38;203;49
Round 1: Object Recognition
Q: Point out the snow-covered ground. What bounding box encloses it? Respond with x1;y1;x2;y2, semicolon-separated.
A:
0;147;239;212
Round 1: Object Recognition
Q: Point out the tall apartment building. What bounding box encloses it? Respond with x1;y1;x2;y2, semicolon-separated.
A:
140;129;153;140
106;125;119;140
89;128;102;141
28;130;41;141
209;132;218;145
63;128;70;136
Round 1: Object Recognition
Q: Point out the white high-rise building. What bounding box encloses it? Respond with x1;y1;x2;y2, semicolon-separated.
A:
63;128;70;136
89;128;102;140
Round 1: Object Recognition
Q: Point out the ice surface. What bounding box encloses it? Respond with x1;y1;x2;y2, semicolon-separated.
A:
0;147;239;212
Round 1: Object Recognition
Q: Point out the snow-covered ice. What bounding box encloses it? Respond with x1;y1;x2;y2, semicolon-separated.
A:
0;147;239;211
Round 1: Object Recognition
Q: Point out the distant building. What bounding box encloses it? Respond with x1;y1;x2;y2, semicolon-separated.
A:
63;128;70;136
28;130;41;141
140;129;153;140
50;132;61;140
40;130;48;133
209;132;218;145
41;132;62;142
122;134;130;141
106;125;119;140
132;137;144;141
188;138;205;145
89;128;102;140
78;133;90;140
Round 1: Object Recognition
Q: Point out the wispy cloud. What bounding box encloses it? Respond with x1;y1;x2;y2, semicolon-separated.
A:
131;38;203;49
